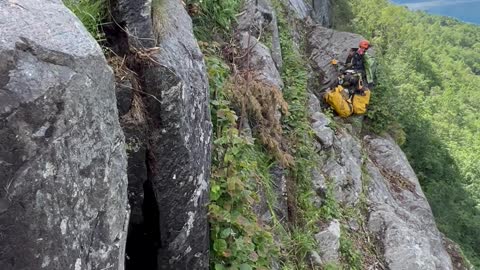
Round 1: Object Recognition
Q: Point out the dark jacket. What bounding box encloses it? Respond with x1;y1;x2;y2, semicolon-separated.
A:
345;48;375;84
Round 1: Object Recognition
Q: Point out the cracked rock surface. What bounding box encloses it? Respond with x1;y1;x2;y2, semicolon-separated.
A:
111;0;212;268
0;0;128;269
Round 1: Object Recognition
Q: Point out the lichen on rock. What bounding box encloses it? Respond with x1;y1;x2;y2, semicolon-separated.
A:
0;0;129;269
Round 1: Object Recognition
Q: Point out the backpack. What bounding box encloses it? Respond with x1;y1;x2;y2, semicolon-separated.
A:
352;90;371;115
324;85;353;118
324;85;371;117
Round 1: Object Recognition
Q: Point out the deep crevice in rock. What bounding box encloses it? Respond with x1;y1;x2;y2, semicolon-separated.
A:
104;15;161;270
125;179;160;270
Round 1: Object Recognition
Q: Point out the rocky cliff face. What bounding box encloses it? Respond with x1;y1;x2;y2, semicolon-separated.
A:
109;0;212;268
285;0;332;26
231;1;459;268
307;26;457;270
0;0;128;269
0;0;467;269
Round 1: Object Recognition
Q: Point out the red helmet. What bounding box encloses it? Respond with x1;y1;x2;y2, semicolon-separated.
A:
359;40;370;49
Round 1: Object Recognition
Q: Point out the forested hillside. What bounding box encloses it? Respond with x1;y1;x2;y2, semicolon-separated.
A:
335;0;480;266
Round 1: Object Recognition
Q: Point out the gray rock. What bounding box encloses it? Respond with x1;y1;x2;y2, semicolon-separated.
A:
308;26;375;94
148;0;212;268
112;0;213;268
321;129;363;205
365;135;424;196
313;123;334;149
237;0;284;77
347;219;360;232
0;1;128;269
237;0;275;34
238;32;284;89
270;165;289;223
311;112;330;126
311;168;327;198
364;135;453;270
312;0;333;27
285;0;310;19
311;112;334;149
308;92;322;115
309;95;334;151
315;219;341;264
270;11;283;71
309;93;362;206
309;250;323;267
111;0;156;48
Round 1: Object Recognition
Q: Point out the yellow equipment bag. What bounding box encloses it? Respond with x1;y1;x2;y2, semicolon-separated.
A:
324;85;353;118
352;90;371;115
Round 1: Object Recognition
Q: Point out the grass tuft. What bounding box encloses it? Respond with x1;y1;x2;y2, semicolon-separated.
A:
63;0;107;41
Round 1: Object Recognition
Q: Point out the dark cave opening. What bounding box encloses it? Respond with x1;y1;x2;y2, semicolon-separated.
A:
125;180;160;270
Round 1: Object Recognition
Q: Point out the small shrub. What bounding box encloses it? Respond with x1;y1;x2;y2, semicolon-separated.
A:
225;72;293;167
187;0;242;40
206;55;278;270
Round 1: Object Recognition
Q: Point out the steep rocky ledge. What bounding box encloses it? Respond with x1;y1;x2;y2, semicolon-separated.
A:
0;0;470;269
0;0;128;269
223;0;461;267
306;26;457;269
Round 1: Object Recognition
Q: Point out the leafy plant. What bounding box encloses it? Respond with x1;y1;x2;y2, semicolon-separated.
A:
187;0;242;40
63;0;107;40
206;55;278;269
340;231;363;270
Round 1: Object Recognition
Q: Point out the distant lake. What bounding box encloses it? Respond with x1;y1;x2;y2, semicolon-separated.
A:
391;0;480;25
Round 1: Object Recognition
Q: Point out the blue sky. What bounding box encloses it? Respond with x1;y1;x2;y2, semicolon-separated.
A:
391;0;480;24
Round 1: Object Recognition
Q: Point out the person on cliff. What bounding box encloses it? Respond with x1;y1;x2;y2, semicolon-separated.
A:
345;40;375;89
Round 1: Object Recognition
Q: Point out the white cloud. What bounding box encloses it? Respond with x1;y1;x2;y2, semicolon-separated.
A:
405;0;480;10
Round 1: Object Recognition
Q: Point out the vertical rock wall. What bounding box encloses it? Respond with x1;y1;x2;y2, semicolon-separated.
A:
110;0;212;268
149;0;211;268
312;0;333;27
283;0;332;27
0;0;128;269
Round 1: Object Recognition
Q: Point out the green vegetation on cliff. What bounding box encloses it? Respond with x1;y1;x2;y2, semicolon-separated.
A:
339;0;480;266
63;0;106;40
190;0;353;268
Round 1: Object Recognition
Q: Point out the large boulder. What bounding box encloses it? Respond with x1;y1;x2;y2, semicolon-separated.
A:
111;0;212;268
237;32;284;88
282;0;333;26
0;1;128;269
149;0;212;267
365;135;453;270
